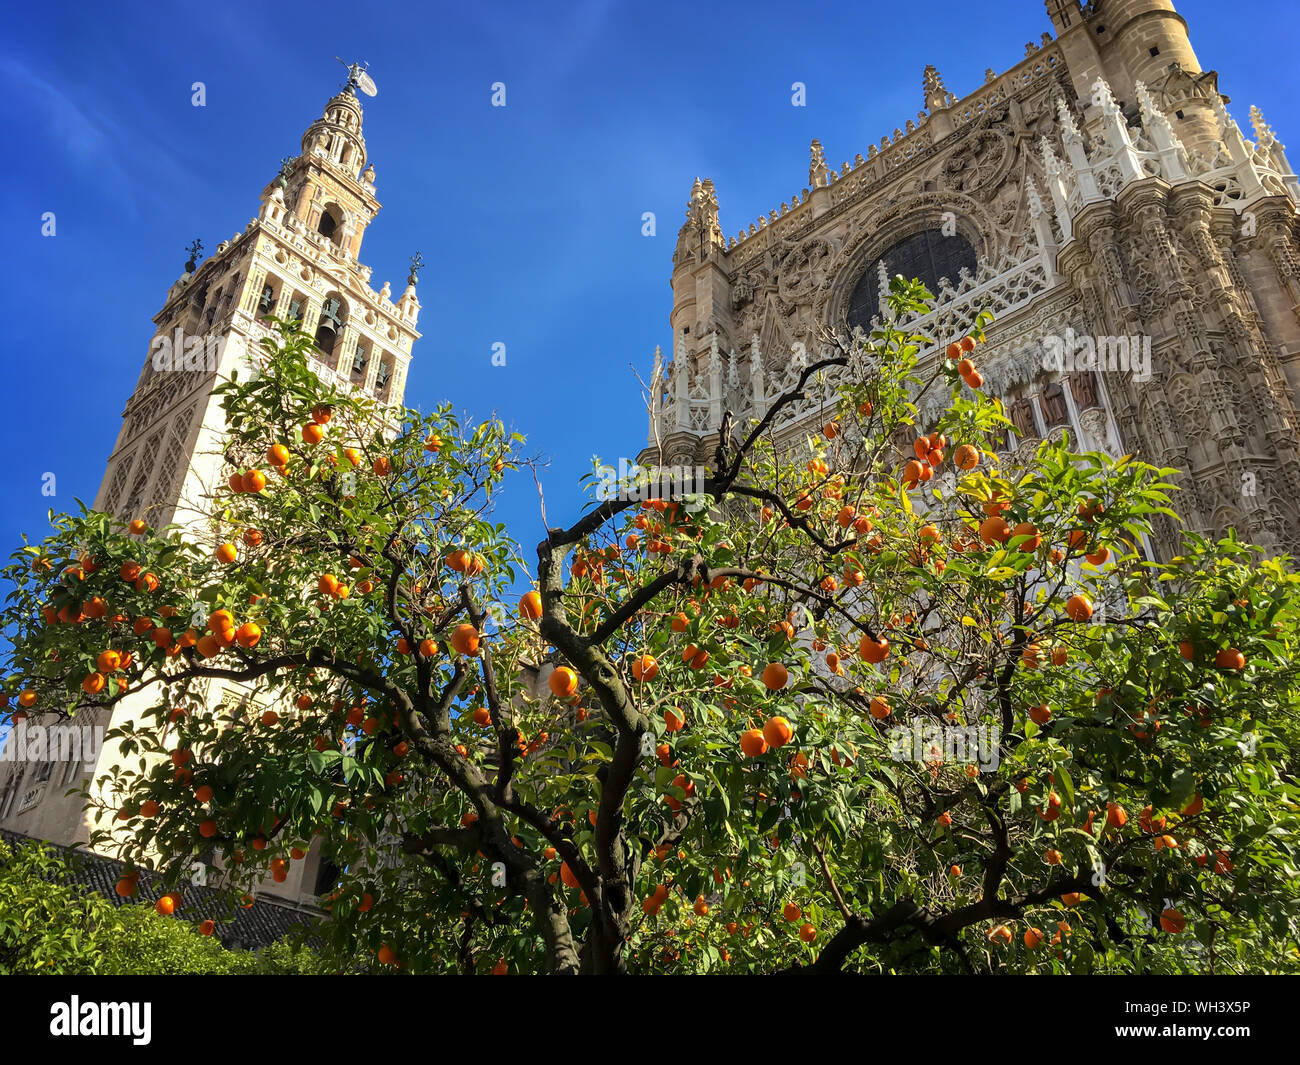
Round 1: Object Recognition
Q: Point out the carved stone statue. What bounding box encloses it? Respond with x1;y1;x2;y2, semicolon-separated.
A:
1041;382;1070;427
1010;396;1037;437
1071;371;1099;411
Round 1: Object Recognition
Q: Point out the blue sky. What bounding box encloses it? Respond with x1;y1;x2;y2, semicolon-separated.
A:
0;0;1296;582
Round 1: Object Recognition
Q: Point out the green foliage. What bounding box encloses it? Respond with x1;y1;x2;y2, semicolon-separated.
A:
4;305;1299;975
0;839;330;974
0;839;122;973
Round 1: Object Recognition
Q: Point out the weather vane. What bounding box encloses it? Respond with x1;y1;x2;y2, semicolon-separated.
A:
335;57;378;98
275;156;295;188
184;238;204;273
408;251;424;285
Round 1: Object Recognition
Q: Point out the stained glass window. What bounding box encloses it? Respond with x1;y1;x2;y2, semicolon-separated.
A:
847;229;978;330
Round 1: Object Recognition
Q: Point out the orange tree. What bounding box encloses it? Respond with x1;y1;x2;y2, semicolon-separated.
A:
4;298;1300;974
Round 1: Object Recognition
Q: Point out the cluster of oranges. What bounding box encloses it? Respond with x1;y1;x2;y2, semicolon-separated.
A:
945;334;984;388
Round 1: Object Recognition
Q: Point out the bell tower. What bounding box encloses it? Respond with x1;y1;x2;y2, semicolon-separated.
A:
0;67;422;906
96;65;421;535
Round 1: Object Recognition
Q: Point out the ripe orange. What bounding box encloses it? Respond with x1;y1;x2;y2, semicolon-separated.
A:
1024;927;1045;949
682;645;709;669
560;863;581;889
199;819;218;838
1181;794;1203;817
1011;522;1040;552
128;518;147;534
377;945;398;965
266;444;290;466
1064;594;1093;621
96;649;122;672
1028;704;1051;725
1138;805;1167;834
1160;908;1186;934
798;923;817;943
519;591;542;620
311;404;333;424
199;919;216;936
1106;802;1127;829
260;709;279;727
1045;849;1063;865
196;634;221;658
301;422;324;445
631;654;659;682
954;444;979;470
979;516;1011;545
195;784;214;803
761;662;789;690
868;696;891;719
1214;647;1245;670
18;690;36;708
782;902;801;923
114;876;138;898
372;456;392;477
762;716;793;749
450;624;481;656
664;706;685;732
139;800;159;818
235;622;261;648
81;672;106;695
740;729;768;758
215;543;238;565
858;636;890;664
549;666;578;698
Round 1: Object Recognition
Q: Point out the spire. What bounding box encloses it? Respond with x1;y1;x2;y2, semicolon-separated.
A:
1056;96;1082;142
1136;80;1190;182
1025;175;1046;218
923;65;953;113
1250;105;1278;150
674;176;724;264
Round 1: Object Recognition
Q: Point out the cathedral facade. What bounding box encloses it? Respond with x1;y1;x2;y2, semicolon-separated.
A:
643;0;1300;559
0;69;420;908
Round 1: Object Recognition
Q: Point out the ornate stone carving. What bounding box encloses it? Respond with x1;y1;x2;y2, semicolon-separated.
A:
1070;371;1099;411
1041;381;1069;427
